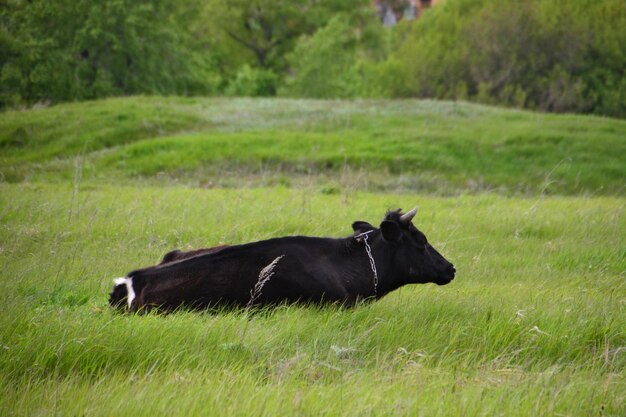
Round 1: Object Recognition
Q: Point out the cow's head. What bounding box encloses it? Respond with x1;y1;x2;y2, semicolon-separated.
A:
353;208;455;286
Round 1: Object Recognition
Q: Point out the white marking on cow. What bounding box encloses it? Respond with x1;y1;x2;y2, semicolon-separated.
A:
125;278;136;308
113;277;135;308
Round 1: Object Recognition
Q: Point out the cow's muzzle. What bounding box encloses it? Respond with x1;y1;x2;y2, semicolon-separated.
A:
436;265;456;285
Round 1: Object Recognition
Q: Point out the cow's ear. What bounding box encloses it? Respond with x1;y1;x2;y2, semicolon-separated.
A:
380;220;402;242
352;221;375;234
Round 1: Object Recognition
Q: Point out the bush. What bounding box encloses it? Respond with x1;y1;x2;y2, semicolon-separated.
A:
387;0;626;117
225;65;278;97
280;9;394;99
280;15;361;98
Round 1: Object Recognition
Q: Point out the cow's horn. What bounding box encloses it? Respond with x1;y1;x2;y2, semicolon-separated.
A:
399;207;417;224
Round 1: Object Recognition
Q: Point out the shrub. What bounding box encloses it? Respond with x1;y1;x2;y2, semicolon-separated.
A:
280;15;362;98
225;65;278;97
389;0;626;117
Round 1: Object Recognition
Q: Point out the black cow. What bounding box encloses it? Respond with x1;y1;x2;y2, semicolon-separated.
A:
109;208;455;311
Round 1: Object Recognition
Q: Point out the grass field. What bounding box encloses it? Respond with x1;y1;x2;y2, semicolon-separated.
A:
0;97;625;416
2;97;625;194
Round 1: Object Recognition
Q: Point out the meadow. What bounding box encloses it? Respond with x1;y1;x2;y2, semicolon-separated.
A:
0;97;624;416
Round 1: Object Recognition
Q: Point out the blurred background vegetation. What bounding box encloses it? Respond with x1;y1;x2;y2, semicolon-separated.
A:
1;0;625;117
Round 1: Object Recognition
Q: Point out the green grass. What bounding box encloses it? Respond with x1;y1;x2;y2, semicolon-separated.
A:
1;96;625;194
0;96;205;162
0;183;624;416
0;97;625;416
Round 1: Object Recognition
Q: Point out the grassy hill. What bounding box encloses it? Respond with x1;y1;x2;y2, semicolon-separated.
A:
0;97;624;416
1;96;625;194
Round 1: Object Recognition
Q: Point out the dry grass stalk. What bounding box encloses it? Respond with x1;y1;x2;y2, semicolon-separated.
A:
247;254;285;308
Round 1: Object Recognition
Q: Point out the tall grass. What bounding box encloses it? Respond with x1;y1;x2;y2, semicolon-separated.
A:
1;97;624;415
0;183;624;416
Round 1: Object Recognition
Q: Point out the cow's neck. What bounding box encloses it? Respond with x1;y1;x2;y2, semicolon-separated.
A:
371;242;404;298
352;232;402;299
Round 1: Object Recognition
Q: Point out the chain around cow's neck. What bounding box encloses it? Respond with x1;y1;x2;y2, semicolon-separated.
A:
355;230;379;298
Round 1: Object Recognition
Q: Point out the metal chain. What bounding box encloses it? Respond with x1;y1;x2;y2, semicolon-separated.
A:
356;230;378;298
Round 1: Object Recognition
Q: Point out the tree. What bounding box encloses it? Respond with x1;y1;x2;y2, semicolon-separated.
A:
280;11;388;98
1;0;221;106
200;0;370;71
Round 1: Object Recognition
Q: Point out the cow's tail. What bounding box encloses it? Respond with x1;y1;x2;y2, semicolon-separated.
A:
109;275;137;310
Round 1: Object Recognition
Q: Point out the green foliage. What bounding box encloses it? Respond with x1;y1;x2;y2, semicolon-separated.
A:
1;0;624;117
199;0;371;72
280;11;391;99
281;15;361;98
387;0;626;117
0;0;221;106
225;65;278;97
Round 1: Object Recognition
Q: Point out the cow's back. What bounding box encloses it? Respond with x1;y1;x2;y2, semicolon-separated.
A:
129;236;353;309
